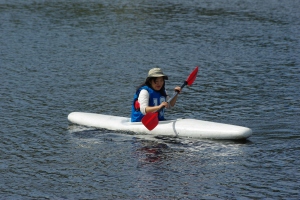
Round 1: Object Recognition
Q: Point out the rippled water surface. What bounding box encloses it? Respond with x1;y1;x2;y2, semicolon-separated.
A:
1;0;300;199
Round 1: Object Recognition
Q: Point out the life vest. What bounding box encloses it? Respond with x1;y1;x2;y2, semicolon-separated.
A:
131;86;166;122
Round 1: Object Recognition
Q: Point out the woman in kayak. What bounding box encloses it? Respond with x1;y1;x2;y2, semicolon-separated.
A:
131;68;181;122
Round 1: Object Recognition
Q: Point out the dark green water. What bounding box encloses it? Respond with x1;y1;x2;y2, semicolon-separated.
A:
1;0;299;199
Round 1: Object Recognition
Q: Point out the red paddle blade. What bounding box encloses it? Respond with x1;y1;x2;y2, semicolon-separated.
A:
142;112;159;131
186;66;199;86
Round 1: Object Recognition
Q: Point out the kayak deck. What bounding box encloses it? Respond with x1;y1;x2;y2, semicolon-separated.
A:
68;112;252;140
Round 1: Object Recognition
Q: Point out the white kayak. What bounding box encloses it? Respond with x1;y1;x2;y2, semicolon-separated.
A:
68;112;252;140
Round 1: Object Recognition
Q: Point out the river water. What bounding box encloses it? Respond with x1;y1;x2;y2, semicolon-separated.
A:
1;0;299;199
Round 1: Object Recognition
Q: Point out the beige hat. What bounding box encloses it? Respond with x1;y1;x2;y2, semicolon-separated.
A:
147;68;168;80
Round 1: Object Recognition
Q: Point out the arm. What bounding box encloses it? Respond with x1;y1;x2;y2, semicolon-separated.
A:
168;86;182;107
138;89;168;114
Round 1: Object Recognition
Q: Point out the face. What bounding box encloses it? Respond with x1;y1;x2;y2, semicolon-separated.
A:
150;77;164;91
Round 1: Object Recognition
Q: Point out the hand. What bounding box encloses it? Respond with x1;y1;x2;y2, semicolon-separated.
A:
160;101;169;109
174;86;181;93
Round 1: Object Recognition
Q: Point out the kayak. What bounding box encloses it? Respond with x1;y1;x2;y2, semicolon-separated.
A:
68;112;252;140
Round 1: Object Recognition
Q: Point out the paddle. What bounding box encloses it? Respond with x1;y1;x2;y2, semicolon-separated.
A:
142;66;199;131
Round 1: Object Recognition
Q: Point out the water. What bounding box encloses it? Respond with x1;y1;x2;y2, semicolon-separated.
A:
1;0;299;199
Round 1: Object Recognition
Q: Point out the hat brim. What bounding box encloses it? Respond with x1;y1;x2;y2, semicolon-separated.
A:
147;75;168;80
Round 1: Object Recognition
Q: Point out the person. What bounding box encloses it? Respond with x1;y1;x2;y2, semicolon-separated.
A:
131;68;181;122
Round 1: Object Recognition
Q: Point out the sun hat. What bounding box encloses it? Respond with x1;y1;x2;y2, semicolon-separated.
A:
147;68;168;80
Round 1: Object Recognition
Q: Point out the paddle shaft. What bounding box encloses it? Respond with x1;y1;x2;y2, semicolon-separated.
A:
155;81;188;113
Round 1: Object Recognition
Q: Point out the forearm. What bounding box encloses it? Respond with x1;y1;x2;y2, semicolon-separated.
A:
168;93;179;107
145;105;162;113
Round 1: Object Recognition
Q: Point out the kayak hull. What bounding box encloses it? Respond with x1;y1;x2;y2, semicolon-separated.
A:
68;112;252;140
